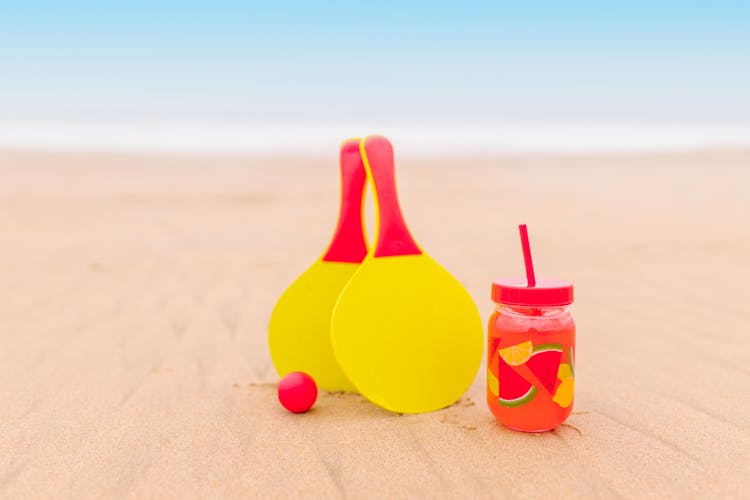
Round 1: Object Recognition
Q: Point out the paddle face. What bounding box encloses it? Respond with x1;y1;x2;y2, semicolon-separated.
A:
269;260;358;391
330;136;483;413
331;254;483;412
268;139;366;392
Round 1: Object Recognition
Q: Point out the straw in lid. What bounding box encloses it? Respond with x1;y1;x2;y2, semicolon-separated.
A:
491;224;574;307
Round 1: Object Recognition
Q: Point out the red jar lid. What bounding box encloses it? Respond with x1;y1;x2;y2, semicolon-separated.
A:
492;277;574;306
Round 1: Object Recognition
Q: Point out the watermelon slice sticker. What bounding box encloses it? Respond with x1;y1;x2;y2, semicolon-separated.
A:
497;356;537;407
525;343;563;395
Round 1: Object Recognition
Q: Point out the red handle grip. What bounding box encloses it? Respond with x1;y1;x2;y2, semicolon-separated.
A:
360;136;421;258
322;139;368;263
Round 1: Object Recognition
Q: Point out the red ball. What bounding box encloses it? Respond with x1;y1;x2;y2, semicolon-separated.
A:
278;372;317;413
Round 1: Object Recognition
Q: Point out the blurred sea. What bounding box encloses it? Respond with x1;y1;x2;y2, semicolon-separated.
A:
1;121;749;157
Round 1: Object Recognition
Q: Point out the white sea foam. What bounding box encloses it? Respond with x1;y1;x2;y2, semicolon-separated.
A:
1;121;749;156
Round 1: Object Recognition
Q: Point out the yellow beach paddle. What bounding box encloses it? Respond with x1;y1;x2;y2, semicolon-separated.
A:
330;136;483;413
268;139;367;391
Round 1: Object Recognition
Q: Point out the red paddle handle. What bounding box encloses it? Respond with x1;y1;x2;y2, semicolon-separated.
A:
361;136;421;258
322;139;368;263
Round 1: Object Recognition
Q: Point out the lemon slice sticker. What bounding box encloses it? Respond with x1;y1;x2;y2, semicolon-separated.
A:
558;363;573;381
553;361;575;408
498;341;533;366
553;378;574;408
487;369;499;397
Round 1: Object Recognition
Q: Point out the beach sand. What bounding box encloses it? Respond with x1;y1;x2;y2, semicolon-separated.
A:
1;149;749;498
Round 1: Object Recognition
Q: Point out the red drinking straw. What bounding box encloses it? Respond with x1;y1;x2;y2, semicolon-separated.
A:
519;224;536;287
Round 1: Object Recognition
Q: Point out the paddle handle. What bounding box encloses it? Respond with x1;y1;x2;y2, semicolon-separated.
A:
322;139;368;263
360;136;421;258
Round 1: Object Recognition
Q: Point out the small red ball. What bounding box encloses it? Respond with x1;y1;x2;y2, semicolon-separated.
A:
278;372;317;413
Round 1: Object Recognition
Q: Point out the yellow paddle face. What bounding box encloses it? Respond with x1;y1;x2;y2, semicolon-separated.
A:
268;139;366;392
269;259;358;391
331;254;483;413
330;136;483;413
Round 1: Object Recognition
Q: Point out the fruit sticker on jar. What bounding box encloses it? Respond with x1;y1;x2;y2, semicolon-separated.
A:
487;225;575;432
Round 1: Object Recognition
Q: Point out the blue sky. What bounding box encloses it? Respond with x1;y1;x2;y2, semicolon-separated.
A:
1;1;749;124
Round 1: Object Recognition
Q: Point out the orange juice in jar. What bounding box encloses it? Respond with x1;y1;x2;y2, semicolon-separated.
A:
487;225;575;432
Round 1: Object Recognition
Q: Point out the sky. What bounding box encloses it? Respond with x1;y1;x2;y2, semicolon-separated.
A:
1;0;749;125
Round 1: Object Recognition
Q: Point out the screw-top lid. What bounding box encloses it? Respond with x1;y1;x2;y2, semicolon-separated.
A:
491;224;574;307
492;277;573;306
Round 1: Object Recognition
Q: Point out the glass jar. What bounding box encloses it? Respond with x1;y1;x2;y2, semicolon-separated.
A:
487;278;575;432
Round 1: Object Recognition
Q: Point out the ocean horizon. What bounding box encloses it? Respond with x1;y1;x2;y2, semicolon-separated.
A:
1;121;749;157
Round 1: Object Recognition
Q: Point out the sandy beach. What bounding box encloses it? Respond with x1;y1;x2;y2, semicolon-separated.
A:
1;149;749;498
